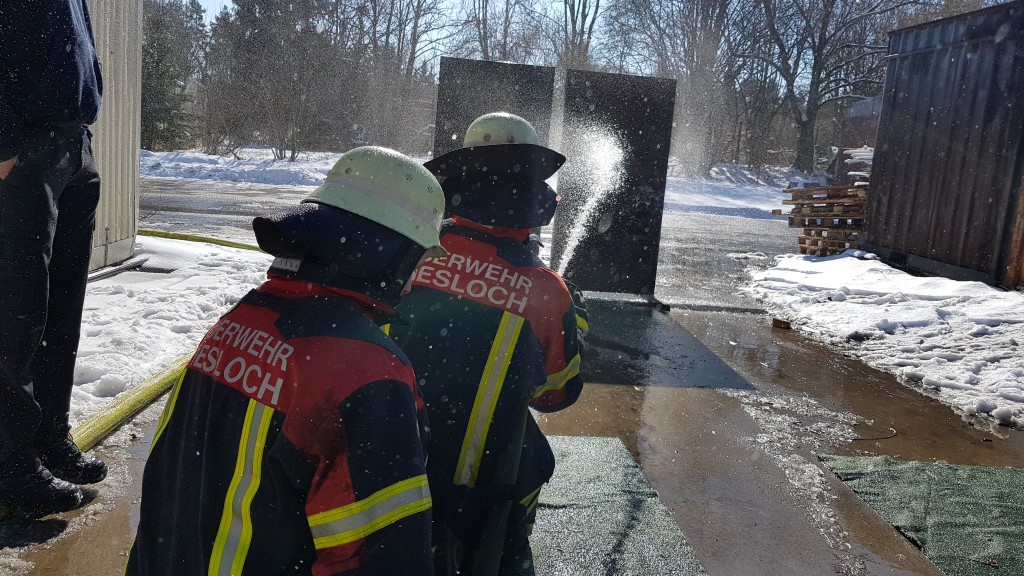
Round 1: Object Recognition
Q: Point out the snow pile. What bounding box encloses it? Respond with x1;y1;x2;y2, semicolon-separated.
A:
140;148;339;186
663;163;814;218
663;177;786;219
747;250;1024;428
72;237;272;427
844;146;873;169
844;146;873;184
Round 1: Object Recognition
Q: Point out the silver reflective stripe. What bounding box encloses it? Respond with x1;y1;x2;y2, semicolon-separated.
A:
322;173;434;225
454;312;525;487
209;400;274;576
308;475;431;548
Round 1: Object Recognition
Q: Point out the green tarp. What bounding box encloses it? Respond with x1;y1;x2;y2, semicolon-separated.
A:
821;455;1024;576
531;436;706;575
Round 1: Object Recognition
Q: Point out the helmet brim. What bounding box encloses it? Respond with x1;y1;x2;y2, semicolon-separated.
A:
424;143;565;182
254;202;447;275
252;202;349;260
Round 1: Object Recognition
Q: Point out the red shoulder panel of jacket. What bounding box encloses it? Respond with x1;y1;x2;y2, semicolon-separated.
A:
410;233;573;325
187;301;418;426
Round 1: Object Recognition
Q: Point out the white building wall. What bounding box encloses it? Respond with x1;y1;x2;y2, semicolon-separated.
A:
87;0;142;270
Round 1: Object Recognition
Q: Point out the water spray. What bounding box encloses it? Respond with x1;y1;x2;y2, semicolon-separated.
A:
556;128;625;276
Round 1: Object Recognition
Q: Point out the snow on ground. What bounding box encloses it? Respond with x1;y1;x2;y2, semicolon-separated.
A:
663;164;813;219
747;250;1024;429
73;236;271;427
141;148;795;218
663;178;784;219
140;148;339;186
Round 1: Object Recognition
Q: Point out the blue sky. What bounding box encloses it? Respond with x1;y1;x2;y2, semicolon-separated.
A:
198;0;229;22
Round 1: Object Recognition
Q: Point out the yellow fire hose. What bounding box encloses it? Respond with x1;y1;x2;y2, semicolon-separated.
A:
70;355;190;453
137;229;263;252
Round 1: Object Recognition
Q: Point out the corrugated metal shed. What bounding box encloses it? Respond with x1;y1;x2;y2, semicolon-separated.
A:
863;2;1024;288
86;0;142;271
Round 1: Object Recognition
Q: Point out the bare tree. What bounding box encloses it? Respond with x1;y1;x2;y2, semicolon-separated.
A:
737;0;930;172
559;0;602;69
449;0;542;63
600;0;734;172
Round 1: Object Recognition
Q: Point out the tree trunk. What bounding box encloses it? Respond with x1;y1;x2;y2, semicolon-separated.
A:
793;109;817;173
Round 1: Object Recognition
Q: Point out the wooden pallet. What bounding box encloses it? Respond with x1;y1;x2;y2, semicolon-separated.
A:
787;186;867;201
788;204;865;217
783;196;866;207
801;228;861;239
789;217;863;229
798;236;857;255
784;184;868;257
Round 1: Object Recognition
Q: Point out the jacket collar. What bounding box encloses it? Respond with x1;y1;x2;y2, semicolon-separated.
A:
449;216;531;243
262;274;397;320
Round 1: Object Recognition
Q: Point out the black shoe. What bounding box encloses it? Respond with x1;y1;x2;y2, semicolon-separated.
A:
37;437;107;485
0;468;84;519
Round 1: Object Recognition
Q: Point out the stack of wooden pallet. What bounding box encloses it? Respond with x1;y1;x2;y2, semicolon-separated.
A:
781;185;867;256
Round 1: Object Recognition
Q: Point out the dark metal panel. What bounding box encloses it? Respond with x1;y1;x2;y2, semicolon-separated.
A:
551;70;676;295
432;57;555;157
863;34;901;249
924;37;961;263
864;2;1024;287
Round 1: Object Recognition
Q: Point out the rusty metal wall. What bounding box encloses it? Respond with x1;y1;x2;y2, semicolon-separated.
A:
86;0;142;270
864;2;1024;287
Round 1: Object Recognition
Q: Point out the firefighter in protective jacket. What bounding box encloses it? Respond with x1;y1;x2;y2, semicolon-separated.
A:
126;147;446;576
390;113;584;574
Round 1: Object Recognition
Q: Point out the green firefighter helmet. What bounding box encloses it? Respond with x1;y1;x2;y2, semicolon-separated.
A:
424;112;565;183
462;112;541;147
304;146;445;253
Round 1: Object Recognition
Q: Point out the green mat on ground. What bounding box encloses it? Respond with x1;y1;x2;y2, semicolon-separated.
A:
531;436;706;575
820;455;1024;576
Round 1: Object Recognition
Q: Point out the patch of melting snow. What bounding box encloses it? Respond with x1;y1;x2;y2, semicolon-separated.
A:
725;389;868;574
0;557;34;576
748;251;1024;429
727;252;768;261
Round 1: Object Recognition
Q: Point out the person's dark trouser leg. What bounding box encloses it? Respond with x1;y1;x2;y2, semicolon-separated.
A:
0;134;61;480
499;500;537;576
32;133;100;448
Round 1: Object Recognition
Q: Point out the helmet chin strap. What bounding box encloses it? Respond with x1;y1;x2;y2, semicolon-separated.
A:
271;257;302;272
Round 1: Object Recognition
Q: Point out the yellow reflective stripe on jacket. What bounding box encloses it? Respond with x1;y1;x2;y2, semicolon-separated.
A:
150;369;187;452
576;314;589;334
208;400;275;576
381;323;391;336
519;487;541;513
454;311;525;487
533;353;581;398
308;474;432;549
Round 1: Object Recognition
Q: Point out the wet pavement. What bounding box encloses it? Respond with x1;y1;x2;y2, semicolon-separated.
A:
4;180;1024;574
138;176;309;245
537;302;1024;575
1;406;156;576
